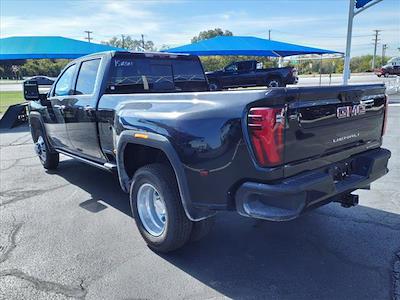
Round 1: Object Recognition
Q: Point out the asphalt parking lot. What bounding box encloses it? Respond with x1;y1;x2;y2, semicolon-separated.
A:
0;98;399;299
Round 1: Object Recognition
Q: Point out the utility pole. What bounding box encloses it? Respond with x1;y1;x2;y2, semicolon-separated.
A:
371;29;381;70
381;44;387;65
84;30;93;43
268;29;271;40
121;34;125;49
141;34;145;50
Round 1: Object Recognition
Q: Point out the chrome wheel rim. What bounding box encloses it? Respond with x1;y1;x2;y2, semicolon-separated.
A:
209;83;218;91
34;136;47;162
268;80;279;87
137;183;167;237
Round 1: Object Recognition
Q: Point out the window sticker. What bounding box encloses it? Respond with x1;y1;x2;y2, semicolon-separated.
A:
115;60;135;67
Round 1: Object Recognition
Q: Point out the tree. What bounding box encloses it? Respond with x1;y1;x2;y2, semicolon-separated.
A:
103;36;155;51
19;59;69;77
191;28;233;43
349;55;384;72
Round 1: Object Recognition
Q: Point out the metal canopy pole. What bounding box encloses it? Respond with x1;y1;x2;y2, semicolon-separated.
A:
319;54;323;86
271;51;283;68
343;0;355;85
343;0;384;85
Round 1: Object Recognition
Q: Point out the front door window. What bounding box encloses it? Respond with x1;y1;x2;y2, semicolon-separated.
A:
54;64;76;96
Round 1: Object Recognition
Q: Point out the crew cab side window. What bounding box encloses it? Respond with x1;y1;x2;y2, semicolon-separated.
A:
237;61;253;71
225;63;238;72
75;59;101;95
54;64;76;96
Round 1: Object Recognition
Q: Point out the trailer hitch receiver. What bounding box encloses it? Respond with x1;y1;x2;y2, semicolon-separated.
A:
336;193;359;208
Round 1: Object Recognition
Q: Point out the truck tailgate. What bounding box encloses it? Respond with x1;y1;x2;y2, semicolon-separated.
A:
284;84;386;165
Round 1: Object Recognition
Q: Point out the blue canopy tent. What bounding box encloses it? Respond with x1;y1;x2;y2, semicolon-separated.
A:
164;36;341;57
0;36;123;60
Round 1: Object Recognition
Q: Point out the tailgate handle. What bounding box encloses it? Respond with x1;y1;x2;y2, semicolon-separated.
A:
360;99;374;107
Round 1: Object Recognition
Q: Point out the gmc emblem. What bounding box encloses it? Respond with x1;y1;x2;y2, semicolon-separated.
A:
336;104;366;119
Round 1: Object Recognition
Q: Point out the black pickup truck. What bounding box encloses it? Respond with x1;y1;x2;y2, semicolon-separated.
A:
206;60;298;89
26;51;390;252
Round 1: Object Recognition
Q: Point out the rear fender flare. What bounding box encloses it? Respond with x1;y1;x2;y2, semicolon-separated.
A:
265;74;283;82
116;130;215;221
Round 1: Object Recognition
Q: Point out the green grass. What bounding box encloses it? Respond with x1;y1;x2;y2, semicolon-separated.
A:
0;91;24;114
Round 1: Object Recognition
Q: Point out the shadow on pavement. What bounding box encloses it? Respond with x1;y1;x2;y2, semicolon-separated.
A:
53;157;400;299
162;207;399;299
52;158;131;216
0;123;30;134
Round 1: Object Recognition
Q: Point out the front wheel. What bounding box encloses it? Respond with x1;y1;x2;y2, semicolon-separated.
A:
34;129;59;170
130;164;193;252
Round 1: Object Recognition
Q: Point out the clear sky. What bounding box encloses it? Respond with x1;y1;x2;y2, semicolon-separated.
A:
1;0;399;56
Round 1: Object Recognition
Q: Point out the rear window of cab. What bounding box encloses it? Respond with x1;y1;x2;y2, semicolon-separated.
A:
106;56;208;93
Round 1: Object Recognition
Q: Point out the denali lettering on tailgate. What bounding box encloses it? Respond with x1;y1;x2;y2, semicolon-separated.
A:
336;104;366;119
332;132;360;143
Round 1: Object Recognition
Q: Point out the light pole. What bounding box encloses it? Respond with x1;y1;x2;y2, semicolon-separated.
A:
382;44;387;65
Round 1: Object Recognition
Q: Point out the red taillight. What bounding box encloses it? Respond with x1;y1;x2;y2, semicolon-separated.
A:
248;107;285;167
382;94;388;136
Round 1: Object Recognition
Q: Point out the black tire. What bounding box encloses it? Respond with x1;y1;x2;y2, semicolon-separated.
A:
190;216;215;242
209;81;221;91
130;163;193;253
33;128;59;170
266;77;282;87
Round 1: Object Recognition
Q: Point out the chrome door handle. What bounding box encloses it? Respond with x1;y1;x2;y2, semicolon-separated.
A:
83;105;95;117
53;104;66;113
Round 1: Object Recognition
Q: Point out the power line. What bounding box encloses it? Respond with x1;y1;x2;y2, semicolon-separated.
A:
84;30;93;43
371;29;381;70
